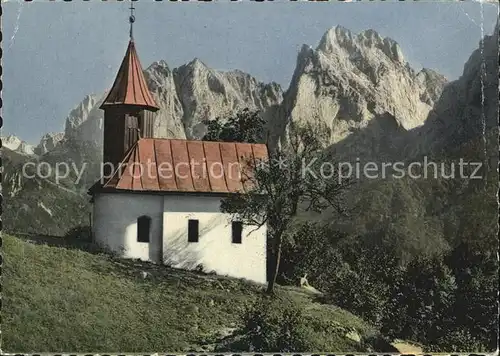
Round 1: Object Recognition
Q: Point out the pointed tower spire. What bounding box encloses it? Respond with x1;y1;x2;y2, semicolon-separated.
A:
99;5;159;178
99;40;159;111
100;2;158;111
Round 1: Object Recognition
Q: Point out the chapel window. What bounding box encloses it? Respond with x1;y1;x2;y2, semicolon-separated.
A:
188;219;199;242
232;221;243;244
137;215;151;243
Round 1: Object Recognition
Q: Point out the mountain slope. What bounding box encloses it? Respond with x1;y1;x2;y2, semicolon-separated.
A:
1;148;89;236
409;22;498;159
325;23;498;257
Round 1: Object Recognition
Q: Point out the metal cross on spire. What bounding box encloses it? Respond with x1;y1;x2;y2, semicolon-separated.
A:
129;3;136;40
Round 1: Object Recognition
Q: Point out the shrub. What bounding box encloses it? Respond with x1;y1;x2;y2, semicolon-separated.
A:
240;295;311;352
64;225;92;241
382;254;457;344
323;238;403;327
382;243;498;352
427;328;488;353
325;263;389;327
444;242;499;351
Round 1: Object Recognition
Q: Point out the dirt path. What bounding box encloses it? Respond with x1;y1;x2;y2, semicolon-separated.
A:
391;341;424;354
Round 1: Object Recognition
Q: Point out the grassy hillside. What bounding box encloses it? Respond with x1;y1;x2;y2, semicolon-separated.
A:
2;234;380;352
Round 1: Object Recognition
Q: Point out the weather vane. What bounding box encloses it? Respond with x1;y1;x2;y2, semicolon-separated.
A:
129;3;136;40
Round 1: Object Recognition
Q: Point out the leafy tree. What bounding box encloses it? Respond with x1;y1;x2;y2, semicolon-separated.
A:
380;241;498;352
202;108;266;143
220;122;351;294
444;242;498;351
381;254;457;346
325;238;404;326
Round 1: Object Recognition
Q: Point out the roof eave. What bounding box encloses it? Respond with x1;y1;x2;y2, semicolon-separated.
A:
99;102;160;112
89;188;259;197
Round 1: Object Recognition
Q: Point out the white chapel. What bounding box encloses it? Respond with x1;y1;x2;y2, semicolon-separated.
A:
88;11;268;284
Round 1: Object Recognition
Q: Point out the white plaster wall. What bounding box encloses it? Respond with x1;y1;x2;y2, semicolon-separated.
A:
92;193;164;263
162;195;267;284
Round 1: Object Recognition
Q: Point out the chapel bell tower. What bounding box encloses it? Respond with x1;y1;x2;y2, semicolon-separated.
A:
100;5;159;176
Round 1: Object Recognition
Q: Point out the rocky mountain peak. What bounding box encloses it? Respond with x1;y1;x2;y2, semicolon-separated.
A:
357;28;384;44
147;60;172;77
279;26;447;148
2;134;22;148
150;59;170;70
146;60;175;93
183;58;209;73
415;68;448;105
34;132;65;155
1;134;35;156
317;26;405;64
317;25;355;53
172;58;283;138
64;94;99;137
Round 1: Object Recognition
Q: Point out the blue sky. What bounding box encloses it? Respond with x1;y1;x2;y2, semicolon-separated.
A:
2;1;498;144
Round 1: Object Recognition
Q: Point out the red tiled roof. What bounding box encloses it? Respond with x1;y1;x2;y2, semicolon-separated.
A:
100;40;159;111
91;138;269;194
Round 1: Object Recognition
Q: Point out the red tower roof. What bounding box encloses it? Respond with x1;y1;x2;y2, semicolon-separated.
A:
100;40;159;111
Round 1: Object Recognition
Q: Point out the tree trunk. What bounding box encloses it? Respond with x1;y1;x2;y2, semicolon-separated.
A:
266;234;283;294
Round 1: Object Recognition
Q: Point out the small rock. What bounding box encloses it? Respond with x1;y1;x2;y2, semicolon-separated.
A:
187;305;200;314
140;271;149;279
209;299;215;307
217;327;237;338
299;273;309;287
201;344;214;352
346;330;361;343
